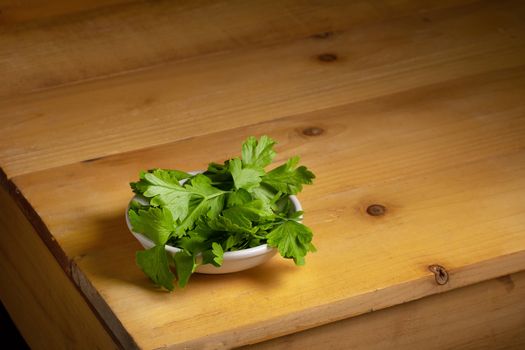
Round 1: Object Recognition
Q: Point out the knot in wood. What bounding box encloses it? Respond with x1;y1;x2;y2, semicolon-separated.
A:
312;31;334;39
302;127;324;136
428;264;449;285
318;53;338;62
366;204;386;216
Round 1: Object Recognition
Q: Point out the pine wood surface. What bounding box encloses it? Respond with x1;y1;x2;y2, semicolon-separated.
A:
1;0;525;349
241;271;525;350
0;186;119;349
1;0;524;177
0;0;476;98
10;66;525;348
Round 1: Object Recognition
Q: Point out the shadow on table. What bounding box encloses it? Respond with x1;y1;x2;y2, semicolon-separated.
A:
76;210;297;293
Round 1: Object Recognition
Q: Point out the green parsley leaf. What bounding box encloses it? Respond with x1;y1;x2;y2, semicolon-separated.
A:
204;162;234;191
175;175;226;233
209;216;253;236
130;170;149;195
222;200;274;224
185;174;222;197
220;208;253;230
226;188;252;207
251;183;283;211
131;169;191;196
262;156;315;195
128;207;175;244
222;233;245;251
211;242;224;266
229;158;264;191
241;135;277;168
174;250;197;288
136;245;175;291
173;231;208;254
266;220;315;266
151;168;192;183
142;172;192;222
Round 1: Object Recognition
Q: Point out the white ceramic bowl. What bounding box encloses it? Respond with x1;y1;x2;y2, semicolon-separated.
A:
125;193;302;274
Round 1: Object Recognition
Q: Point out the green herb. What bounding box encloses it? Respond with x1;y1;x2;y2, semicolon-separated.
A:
129;135;315;291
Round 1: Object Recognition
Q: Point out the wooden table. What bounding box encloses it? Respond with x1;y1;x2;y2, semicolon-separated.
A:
1;1;525;349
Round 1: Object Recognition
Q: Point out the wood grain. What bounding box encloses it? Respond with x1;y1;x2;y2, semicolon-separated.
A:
240;272;525;350
0;0;138;25
2;0;525;348
0;0;477;97
10;65;525;349
0;185;120;350
1;0;524;178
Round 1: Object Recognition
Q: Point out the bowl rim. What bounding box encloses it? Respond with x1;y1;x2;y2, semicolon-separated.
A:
125;182;302;260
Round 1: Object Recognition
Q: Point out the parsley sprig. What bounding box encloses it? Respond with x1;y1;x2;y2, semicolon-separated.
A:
128;136;316;291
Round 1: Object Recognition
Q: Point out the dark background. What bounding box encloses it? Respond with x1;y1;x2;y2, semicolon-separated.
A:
0;302;28;349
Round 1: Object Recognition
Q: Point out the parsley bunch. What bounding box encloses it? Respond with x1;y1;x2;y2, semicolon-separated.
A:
128;136;316;291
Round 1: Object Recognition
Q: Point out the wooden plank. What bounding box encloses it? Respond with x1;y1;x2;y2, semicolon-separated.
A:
10;66;525;349
1;0;524;178
0;0;138;25
0;185;121;349
240;272;525;350
0;0;477;97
